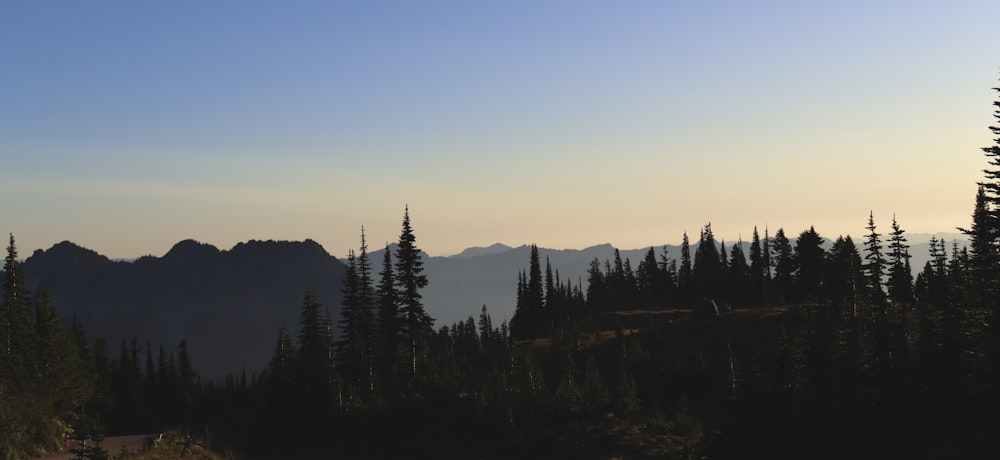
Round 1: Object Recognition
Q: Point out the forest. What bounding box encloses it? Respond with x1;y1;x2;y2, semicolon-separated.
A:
3;83;1000;459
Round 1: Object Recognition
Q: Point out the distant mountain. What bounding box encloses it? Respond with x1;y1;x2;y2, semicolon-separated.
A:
375;233;971;329
19;232;969;379
451;243;514;259
22;239;345;380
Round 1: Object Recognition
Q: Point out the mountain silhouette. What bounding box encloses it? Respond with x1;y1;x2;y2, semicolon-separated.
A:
19;233;968;378
372;234;970;328
23;239;345;380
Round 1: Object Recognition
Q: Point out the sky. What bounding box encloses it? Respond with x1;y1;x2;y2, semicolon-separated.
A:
2;1;999;259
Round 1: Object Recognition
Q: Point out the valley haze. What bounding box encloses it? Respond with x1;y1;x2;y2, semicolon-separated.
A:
19;232;968;379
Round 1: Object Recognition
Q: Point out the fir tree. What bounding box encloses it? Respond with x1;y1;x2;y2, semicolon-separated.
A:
749;227;764;305
2;234;32;389
376;243;400;394
793;227;826;303
637;247;661;304
771;228;794;304
354;228;377;393
527;245;545;334
863;212;887;306
974;76;1000;301
887;215;913;305
960;186;1000;305
297;290;334;426
679;232;693;298
585;258;608;314
395;206;433;378
693;224;722;298
728;240;749;305
827;236;863;311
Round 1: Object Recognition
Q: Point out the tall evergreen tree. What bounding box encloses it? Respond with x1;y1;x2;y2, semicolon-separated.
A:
728;240;749;305
512;270;530;338
2;234;32;389
793;227;826;303
395;206;433;378
338;250;364;392
960;186;1000;305
974;77;1000;301
527;245;545;333
827;236;863;311
693;224;722;298
354;229;376;393
585;258;608;314
924;236;949;306
863;212;887;306
887;215;913;305
297;290;334;426
749;228;764;305
678;232;693;298
636;247;661;304
771;228;794;304
376;243;400;393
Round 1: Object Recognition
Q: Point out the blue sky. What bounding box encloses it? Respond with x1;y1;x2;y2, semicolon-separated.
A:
2;1;999;258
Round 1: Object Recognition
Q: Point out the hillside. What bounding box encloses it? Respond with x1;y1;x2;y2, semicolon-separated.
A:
22;239;345;379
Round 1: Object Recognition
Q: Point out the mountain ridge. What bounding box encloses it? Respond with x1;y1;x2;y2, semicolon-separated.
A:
22;239;345;380
15;232;970;378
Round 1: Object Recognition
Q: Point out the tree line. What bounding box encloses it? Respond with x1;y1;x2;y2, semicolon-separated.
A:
3;76;1000;458
510;212;991;341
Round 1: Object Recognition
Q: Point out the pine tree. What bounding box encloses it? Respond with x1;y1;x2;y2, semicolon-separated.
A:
527;245;545;334
375;243;400;394
749;227;764;305
793;227;826;303
478;305;493;349
511;270;531;338
718;239;730;300
545;256;558;331
728;240;749;305
175;340;197;426
297;289;334;426
960;186;1000;305
679;232;693;298
925;237;948;306
771;228;794;304
264;323;295;434
887;215;913;305
353;229;377;394
584;258;608;314
693;224;722;298
863;212;887;306
395;206;433;378
827;236;863;311
974;77;1000;303
636;247;661;304
338;250;363;390
2;233;32;389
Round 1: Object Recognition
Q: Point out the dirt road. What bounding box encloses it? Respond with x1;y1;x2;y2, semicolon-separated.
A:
31;434;151;460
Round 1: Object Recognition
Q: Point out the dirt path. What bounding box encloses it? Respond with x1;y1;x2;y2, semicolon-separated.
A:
31;434;151;460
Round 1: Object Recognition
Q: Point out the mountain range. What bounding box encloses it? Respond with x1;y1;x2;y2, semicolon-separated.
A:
381;232;970;329
22;239;345;380
18;232;968;379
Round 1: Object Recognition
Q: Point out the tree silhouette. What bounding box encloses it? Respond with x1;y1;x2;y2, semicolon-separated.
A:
863;212;887;307
770;228;794;304
395;206;432;379
887;215;913;306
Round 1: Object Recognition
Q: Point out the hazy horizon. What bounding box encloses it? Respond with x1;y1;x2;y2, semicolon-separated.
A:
3;2;998;260
22;230;972;262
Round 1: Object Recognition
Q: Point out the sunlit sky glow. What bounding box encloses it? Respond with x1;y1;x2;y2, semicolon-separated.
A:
2;1;999;259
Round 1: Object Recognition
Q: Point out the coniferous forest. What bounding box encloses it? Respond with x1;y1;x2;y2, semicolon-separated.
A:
4;81;1000;459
